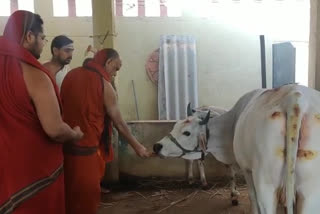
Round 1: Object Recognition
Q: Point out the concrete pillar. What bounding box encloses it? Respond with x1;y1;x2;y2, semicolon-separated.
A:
34;0;53;17
91;0;119;183
91;0;115;49
309;0;320;89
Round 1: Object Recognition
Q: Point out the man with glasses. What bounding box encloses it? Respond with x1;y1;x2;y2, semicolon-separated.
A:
0;10;83;214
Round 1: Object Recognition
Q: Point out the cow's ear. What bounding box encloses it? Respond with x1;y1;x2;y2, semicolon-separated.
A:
199;111;210;125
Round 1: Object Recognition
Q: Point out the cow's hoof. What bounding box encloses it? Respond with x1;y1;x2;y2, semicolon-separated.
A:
231;190;240;197
188;180;195;185
231;199;239;206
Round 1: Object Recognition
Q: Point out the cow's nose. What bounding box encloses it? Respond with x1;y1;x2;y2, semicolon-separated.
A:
153;143;163;154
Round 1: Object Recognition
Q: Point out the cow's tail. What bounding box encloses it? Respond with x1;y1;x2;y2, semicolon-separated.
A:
285;91;305;214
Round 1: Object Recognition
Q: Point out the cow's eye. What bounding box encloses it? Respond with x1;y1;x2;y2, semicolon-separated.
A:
183;131;191;136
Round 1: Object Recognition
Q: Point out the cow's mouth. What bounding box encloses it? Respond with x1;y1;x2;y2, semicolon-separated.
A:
158;153;166;159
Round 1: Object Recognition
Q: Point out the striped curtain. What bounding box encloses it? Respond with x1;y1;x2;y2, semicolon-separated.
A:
158;35;198;120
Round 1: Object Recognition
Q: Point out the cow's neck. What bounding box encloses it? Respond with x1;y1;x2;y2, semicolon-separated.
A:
206;89;266;165
207;111;236;164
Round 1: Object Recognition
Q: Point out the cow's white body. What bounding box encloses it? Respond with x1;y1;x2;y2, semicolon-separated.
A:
205;84;320;213
155;84;320;213
227;84;320;214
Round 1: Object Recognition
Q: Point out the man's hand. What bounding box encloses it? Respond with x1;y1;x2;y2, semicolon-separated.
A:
103;80;154;158
72;126;84;142
133;144;152;158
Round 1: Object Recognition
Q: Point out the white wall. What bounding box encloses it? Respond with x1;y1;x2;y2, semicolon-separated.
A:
113;1;310;120
115;17;273;120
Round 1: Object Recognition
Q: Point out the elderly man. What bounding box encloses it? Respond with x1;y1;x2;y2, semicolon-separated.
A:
61;48;152;214
43;35;74;89
0;10;83;214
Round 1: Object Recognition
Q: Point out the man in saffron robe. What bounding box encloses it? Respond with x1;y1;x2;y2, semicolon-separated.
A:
61;48;152;214
0;10;83;214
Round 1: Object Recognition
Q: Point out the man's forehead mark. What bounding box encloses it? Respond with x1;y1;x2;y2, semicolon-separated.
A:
61;44;74;50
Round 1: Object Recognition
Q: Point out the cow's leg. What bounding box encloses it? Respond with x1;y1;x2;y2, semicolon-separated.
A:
252;170;277;214
197;160;208;189
243;170;259;214
186;159;194;185
230;166;240;206
294;155;320;214
296;192;320;214
295;185;320;214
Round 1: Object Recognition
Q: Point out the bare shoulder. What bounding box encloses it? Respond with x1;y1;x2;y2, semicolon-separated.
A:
21;62;49;78
42;61;50;70
103;79;118;110
21;62;54;96
103;79;116;96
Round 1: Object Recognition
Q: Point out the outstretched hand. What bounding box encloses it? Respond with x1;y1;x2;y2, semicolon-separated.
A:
133;144;153;158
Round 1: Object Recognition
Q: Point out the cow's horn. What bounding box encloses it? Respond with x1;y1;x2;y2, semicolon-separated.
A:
199;111;210;125
187;103;193;117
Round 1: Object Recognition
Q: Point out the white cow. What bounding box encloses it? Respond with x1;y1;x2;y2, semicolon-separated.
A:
153;105;240;205
154;84;320;214
180;106;229;189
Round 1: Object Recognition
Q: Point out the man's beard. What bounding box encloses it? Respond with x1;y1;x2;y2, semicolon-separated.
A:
29;47;40;59
29;40;41;59
58;57;72;66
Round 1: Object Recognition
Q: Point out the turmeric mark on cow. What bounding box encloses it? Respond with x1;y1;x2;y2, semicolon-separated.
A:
271;112;282;119
293;123;297;129
314;114;320;122
276;147;285;158
293;104;300;117
287;105;300;145
275;148;318;160
297;150;318;160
